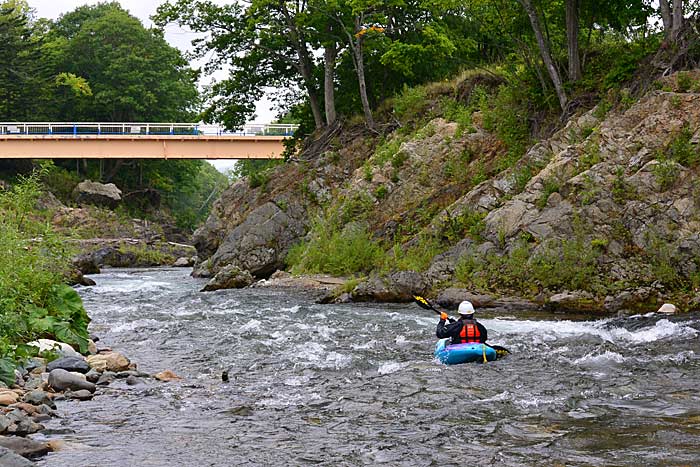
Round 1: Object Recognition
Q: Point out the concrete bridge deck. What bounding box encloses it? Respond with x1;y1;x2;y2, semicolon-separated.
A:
0;123;298;159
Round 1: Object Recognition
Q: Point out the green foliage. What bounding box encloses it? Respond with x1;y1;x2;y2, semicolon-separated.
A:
651;158;679;192
676;72;694;92
374;185;388;200
455;236;603;295
441;98;474;136
372;136;405;167
387;235;445;273
537;178;560;208
441;209;486;242
232;159;282;191
665;126;700;167
287;221;383;276
512;166;533;194
392;84;430;123
0;171;90;376
481;84;530;160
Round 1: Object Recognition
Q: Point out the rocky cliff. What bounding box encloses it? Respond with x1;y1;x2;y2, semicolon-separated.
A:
193;71;700;314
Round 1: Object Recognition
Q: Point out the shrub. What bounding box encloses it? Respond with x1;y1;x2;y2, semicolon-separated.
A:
287;221;383;276
392;84;429;122
537;178;560;208
0;171;90;385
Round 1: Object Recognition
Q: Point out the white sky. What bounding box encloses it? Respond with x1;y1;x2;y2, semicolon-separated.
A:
27;0;276;172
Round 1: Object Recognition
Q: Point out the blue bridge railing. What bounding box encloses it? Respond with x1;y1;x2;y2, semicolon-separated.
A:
0;122;298;137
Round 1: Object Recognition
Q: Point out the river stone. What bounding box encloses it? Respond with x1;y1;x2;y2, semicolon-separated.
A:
96;371;117;386
73;180;122;208
657;303;677;314
0;436;50;459
71;253;100;275
546;291;598;312
26;340;79;358
154;370;182;382
86;352;130;372
66;390;94;401
0;391;19;406
0;446;36;467
23;391;55;409
85;369;101;384
47;357;90;374
200;264;254;292
173;257;193;267
5;410;43;436
47;369;96;393
9;403;38;416
0;415;10;433
125;375;143;386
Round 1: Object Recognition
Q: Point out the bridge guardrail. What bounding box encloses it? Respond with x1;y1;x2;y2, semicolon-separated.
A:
0;123;299;137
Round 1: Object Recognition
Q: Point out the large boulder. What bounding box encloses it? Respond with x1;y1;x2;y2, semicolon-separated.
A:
201;265;254;292
352;271;430;302
0;436;50;460
72;180;122;208
47;369;96;393
200;201;308;278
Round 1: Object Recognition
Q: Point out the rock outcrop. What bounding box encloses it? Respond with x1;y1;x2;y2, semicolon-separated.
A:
73;180;122;208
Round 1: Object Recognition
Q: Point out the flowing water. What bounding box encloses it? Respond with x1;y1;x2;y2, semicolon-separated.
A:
35;268;700;466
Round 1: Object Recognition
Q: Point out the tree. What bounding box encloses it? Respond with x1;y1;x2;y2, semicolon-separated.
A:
155;0;326;129
0;1;52;120
48;2;198;122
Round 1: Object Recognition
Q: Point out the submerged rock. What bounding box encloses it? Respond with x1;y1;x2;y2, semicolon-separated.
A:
0;445;37;466
0;436;50;459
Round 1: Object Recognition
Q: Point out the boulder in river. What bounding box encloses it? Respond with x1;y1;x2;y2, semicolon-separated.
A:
73;180;122;208
351;271;430;302
201;264;254;292
657;303;677;314
22;391;54;409
86;352;131;373
47;369;96;393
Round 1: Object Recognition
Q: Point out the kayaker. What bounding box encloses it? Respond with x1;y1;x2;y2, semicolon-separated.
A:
436;300;488;345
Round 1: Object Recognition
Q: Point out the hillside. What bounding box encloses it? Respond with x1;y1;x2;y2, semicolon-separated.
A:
190;58;700;315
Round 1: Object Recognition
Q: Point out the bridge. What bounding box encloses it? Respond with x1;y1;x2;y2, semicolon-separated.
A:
0;122;299;159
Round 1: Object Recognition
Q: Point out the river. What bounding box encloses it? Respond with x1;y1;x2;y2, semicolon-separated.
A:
35;268;700;466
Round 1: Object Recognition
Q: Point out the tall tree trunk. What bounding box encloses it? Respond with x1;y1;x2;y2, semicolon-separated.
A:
351;17;374;128
282;5;324;129
672;0;684;37
518;0;568;111
323;44;337;126
353;40;374;128
659;0;673;36
566;0;581;82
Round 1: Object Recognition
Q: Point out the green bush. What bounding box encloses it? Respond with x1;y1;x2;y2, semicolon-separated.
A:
392;84;430;123
287;221;383;276
0;171;90;385
481;83;531;160
537;178;560;208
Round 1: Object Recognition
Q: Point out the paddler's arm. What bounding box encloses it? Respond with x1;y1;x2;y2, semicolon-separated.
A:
436;313;452;338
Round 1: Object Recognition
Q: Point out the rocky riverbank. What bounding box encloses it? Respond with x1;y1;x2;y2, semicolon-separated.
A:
191;70;700;315
0;338;181;465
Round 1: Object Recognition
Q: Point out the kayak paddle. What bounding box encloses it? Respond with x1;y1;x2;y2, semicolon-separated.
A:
413;294;511;356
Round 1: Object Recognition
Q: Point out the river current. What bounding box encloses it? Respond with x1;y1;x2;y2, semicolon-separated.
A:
35;268;700;466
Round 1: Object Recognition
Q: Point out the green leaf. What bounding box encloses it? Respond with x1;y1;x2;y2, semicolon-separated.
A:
0;358;16;387
52;321;89;354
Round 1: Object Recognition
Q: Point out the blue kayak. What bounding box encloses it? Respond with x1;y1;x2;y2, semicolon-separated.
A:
434;338;498;364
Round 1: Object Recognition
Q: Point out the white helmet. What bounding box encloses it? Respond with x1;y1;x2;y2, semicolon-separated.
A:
458;301;475;315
